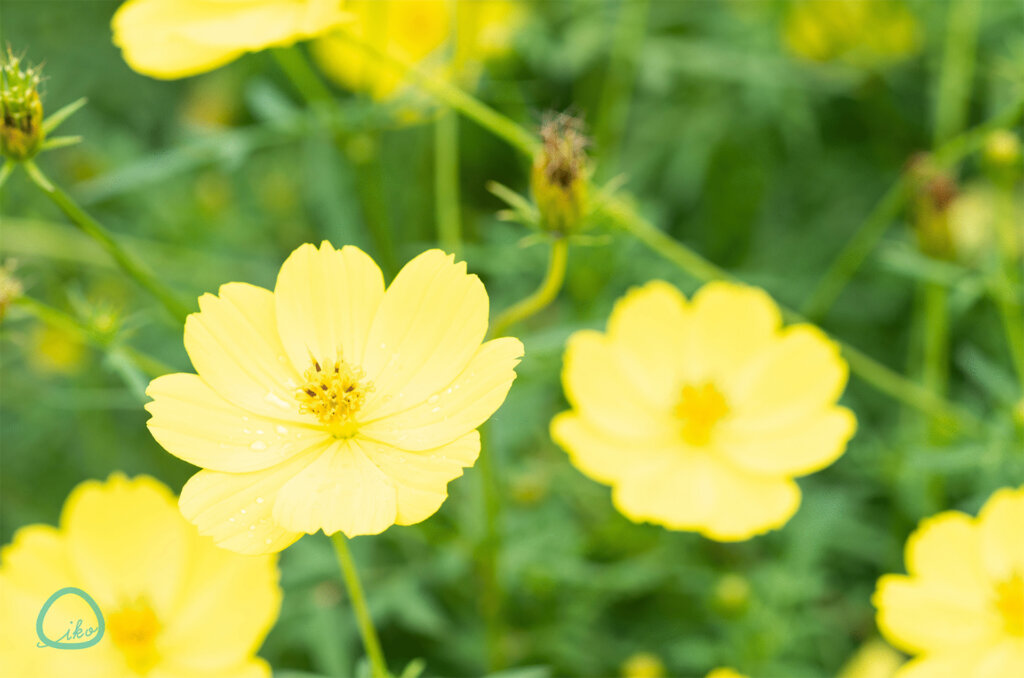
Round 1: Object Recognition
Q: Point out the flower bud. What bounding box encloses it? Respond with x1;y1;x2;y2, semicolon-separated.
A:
1;49;44;161
531;113;590;236
906;153;957;260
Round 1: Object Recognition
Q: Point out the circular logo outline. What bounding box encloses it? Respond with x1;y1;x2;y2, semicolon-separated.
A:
35;587;105;649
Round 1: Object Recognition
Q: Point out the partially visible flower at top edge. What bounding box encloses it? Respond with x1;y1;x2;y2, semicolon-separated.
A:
1;48;44;161
551;280;855;541
0;473;281;678
145;242;524;555
873;485;1024;678
706;668;749;678
311;0;523;100
783;0;921;68
111;0;349;79
531;112;591;237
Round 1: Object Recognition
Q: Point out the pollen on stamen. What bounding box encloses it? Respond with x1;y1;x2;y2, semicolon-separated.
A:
295;352;373;432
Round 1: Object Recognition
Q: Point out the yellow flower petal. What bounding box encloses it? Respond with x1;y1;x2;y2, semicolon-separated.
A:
894;649;990;678
273;242;385;372
904;512;991;596
146;373;328;472
726;324;848;426
360;337;522;450
606;281;690;407
361;250;489;420
272;439;398;537
149;658;271;678
978;486;1024;581
159;535;280;670
179;458;308;555
361;431;481;525
873;575;1002;655
717;406;856;476
62;474;189;618
974;640;1024;678
562;330;677;439
550;411;675;486
613;453;801;540
688;281;782;383
0;525;75;596
184;282;306;422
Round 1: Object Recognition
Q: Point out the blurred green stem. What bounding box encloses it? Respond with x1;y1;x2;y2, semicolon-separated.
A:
992;187;1024;393
435;108;462;254
329;534;390;678
921;282;951;429
934;0;981;146
801;98;1024;320
21;160;191;323
491;237;569;338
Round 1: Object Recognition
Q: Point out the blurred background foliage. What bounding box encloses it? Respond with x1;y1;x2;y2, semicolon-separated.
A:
2;1;1023;677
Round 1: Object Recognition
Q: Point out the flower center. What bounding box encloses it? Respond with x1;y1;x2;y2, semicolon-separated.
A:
674;382;729;446
295;355;373;435
107;599;160;674
995;573;1024;637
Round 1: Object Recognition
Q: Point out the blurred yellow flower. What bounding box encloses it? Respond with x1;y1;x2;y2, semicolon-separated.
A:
551;280;855;541
112;0;348;79
621;651;665;678
707;668;748;678
0;474;281;678
873;486;1024;677
29;325;86;375
146;242;523;554
837;639;904;678
312;0;521;99
783;0;920;67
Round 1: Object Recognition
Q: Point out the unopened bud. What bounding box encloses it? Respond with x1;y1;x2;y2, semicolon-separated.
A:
531;113;590;236
906;153;957;259
1;48;44;161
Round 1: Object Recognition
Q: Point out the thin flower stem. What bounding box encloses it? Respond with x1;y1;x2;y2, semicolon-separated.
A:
21;160;191;323
933;0;981;147
491;237;569;338
270;47;335;105
992;188;1024;393
435;108;462;255
329;534;390;678
921;281;951;432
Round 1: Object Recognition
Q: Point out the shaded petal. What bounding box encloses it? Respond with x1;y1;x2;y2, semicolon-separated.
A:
146;373;328;472
274;242;385;373
562;330;677;439
179;455;313;555
613;453;801;540
606;281;690;407
361;250;488;419
687;281;782;383
160;537;280;670
725;324;848;426
977;486;1024;581
361;432;480;525
272;439;398;537
905;512;990;596
360;337;522;450
550;411;676;486
62;475;189;618
895;648;992;678
873;576;1002;655
183;283;305;422
717;406;856;477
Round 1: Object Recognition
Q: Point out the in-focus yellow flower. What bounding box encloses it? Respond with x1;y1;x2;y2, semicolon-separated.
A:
112;0;348;79
707;668;748;678
873;486;1024;678
312;0;521;99
783;0;920;67
146;242;523;554
838;639;904;678
551;280;855;540
0;474;281;678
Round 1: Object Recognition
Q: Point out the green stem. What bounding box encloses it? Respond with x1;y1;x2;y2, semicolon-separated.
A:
476;424;505;671
21;160;191;323
491;237;569;338
271;47;335;105
329;534;390;678
992;187;1024;393
933;0;981;146
435;108;462;254
921;281;951;433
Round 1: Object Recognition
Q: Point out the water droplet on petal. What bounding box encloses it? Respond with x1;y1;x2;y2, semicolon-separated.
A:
256;497;265;504
250;441;267;451
276;425;288;435
428;394;439;404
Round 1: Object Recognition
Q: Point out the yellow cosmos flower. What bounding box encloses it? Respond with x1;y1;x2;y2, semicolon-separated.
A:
112;0;348;79
873;486;1024;678
838;639;904;678
551;280;855;541
312;0;521;99
783;0;920;68
706;668;748;678
0;474;281;678
621;652;665;678
145;242;523;554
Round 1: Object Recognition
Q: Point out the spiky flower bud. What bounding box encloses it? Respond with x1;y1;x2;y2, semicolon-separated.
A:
1;48;45;161
530;113;590;236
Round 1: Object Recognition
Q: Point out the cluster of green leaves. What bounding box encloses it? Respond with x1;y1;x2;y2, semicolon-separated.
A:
2;1;1023;677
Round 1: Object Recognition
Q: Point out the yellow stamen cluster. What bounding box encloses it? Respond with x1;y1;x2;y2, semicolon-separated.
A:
995;573;1024;637
107;599;161;674
295;355;373;433
675;382;729;447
